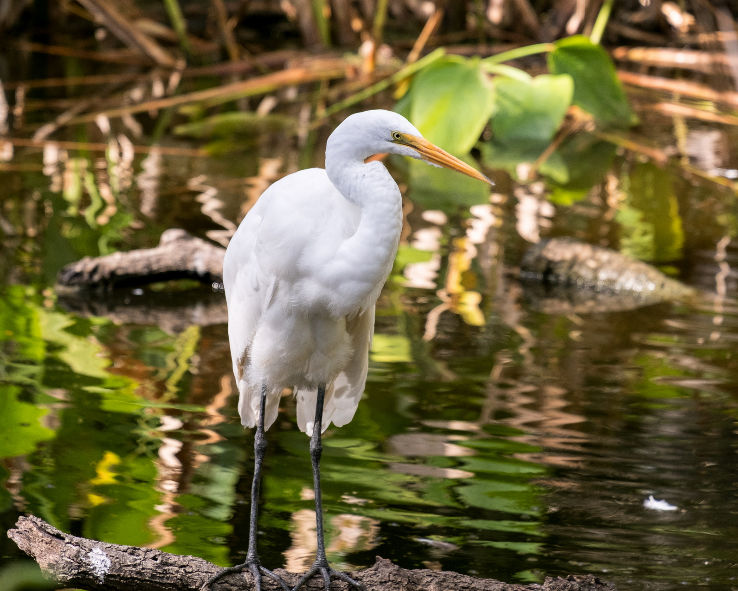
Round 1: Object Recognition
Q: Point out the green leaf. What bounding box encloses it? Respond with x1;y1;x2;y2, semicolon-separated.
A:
491;74;573;145
482;74;573;179
406;56;494;154
40;310;111;380
548;36;635;128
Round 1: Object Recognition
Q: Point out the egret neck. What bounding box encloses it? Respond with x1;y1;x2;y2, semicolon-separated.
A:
324;150;403;315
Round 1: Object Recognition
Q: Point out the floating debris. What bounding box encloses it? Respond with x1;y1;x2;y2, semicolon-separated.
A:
643;495;678;511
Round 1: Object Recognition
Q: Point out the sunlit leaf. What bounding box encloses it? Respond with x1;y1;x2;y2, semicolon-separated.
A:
548;36;635;128
0;286;44;364
455;290;485;327
84;454;160;547
406;56;494;154
40;310;111;379
163;325;200;399
491;74;573;145
394;244;434;269
483;74;572;179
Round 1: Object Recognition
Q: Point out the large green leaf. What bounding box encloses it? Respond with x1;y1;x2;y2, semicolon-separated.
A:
548;36;634;128
407;56;494;154
490;74;573;145
482;74;573;179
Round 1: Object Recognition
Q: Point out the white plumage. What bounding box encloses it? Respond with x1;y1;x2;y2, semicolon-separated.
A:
205;109;489;591
223;109;489;438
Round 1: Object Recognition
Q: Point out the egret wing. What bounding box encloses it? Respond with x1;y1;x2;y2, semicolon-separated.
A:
295;305;375;435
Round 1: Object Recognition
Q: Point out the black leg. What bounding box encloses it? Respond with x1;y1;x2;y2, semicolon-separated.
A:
291;385;364;591
201;385;289;591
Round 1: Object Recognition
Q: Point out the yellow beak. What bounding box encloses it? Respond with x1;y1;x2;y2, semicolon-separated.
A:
398;133;492;185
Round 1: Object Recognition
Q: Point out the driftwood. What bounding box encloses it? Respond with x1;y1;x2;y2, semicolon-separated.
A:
56;229;225;291
8;515;615;591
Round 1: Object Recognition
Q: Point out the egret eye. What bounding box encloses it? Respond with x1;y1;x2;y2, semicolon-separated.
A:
391;131;402;142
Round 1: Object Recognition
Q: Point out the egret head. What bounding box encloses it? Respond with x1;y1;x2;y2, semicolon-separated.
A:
326;110;491;185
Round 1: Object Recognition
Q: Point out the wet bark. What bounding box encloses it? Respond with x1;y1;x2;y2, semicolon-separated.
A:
520;237;697;313
56;229;225;291
8;515;615;591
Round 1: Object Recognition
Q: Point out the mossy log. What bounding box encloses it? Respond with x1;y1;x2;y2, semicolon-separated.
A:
520;237;697;313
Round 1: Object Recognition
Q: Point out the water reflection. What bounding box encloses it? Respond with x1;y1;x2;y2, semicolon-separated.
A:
2;115;738;590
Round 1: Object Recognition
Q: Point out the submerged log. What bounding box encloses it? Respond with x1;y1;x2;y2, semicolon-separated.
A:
56;229;225;291
520;237;697;313
8;515;614;591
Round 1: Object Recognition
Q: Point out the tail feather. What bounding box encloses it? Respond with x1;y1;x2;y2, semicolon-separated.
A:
237;380;281;431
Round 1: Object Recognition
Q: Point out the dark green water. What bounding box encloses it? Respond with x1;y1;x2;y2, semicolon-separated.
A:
1;114;738;591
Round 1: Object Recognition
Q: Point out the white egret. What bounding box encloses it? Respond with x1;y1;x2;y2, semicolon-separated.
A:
203;109;490;591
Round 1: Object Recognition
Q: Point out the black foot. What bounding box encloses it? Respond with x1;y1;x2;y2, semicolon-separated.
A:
292;560;364;591
201;559;290;591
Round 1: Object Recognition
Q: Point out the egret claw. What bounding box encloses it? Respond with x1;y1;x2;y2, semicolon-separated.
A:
291;562;364;591
201;560;290;591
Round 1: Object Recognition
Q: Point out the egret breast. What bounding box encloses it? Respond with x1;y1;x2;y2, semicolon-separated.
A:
247;303;353;391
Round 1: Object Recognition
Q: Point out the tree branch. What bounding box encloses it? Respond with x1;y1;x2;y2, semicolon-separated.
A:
8;515;615;591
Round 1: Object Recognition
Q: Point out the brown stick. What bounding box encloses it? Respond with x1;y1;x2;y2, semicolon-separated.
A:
68;59;348;123
617;70;738;108
612;46;732;72
8;515;615;591
5;137;205;157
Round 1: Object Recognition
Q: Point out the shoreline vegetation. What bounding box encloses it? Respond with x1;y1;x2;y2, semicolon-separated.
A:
1;1;737;196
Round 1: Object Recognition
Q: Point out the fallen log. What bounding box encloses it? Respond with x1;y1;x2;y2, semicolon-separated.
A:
520;237;697;313
56;229;225;291
8;515;614;591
